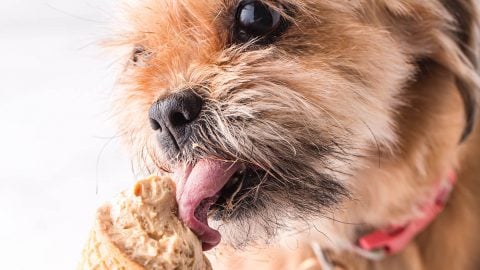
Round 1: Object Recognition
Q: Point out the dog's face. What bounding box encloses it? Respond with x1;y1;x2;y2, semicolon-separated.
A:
114;0;478;250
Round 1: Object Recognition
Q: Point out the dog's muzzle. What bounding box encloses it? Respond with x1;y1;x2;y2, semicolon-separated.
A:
149;90;246;250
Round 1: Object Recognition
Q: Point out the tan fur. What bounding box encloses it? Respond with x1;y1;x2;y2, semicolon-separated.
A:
110;0;480;269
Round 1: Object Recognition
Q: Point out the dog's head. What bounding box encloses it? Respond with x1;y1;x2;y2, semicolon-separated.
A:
113;0;479;250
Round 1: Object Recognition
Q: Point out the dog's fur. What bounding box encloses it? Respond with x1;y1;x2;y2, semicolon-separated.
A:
111;0;480;269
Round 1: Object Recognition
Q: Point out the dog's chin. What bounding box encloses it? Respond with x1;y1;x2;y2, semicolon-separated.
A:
208;212;283;249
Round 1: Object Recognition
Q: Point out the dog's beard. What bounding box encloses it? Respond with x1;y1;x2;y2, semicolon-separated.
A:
152;87;357;247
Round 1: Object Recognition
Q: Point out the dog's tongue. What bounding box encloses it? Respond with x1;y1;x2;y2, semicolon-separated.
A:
174;159;240;250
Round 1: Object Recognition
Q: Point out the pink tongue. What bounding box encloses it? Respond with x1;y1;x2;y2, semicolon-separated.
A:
174;159;241;250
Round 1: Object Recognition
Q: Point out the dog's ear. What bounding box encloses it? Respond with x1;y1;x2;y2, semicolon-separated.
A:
435;0;480;141
380;0;480;142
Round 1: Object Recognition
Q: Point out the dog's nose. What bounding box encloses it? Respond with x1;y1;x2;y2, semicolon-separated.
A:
149;89;203;149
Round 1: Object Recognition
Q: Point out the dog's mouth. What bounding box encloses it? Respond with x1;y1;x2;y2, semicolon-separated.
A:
210;165;264;217
173;159;265;251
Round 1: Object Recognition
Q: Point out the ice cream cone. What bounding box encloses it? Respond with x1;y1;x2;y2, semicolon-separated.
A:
78;206;147;270
77;176;212;270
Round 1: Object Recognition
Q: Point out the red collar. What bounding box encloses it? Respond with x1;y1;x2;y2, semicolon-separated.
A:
357;170;457;256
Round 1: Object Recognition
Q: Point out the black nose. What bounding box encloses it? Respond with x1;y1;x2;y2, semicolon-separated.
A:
149;89;203;150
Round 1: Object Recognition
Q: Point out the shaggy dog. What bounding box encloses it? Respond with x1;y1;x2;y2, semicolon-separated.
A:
112;0;480;269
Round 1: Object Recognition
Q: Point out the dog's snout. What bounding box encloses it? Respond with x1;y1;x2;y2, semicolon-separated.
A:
149;89;203;149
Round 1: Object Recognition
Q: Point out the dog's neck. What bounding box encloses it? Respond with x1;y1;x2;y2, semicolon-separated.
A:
357;170;457;256
313;169;457;269
304;64;480;270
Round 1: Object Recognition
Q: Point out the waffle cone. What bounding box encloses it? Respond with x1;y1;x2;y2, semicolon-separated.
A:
77;206;147;270
78;176;212;270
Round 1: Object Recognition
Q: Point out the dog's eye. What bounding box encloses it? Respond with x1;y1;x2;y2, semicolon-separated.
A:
234;1;286;44
131;45;151;66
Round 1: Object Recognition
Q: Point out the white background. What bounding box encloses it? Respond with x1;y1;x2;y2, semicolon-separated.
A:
0;1;137;269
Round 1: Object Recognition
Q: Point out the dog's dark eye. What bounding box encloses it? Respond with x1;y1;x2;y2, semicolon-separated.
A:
131;45;151;66
234;1;286;44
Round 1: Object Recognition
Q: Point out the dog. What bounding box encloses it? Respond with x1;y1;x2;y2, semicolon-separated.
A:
111;0;480;269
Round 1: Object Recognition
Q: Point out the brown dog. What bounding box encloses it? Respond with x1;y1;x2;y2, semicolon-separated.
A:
111;0;480;269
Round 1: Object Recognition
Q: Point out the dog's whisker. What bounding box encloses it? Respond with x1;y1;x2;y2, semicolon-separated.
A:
360;119;382;168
